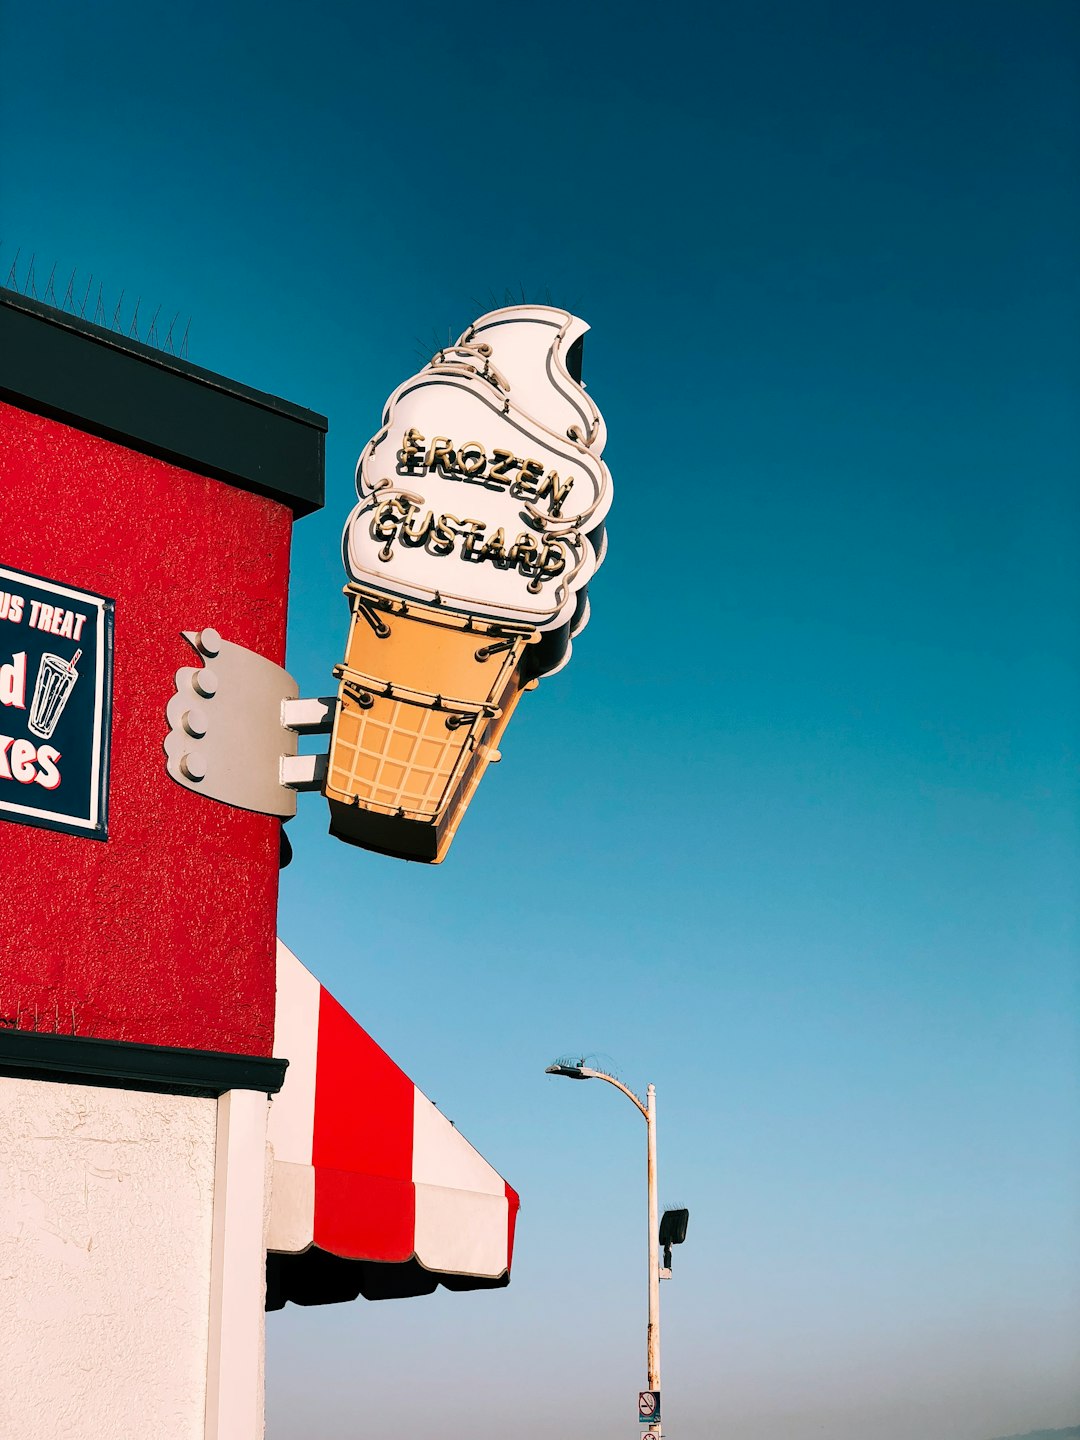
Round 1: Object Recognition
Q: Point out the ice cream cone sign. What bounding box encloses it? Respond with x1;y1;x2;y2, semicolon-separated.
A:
325;305;613;863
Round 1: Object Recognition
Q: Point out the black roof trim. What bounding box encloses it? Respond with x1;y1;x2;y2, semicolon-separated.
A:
0;1026;288;1098
0;288;326;517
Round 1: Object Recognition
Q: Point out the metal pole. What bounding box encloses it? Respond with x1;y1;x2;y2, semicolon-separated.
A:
647;1082;661;1433
544;1063;666;1434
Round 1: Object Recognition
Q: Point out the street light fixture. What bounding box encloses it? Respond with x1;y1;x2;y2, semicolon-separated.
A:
545;1058;681;1438
659;1207;689;1272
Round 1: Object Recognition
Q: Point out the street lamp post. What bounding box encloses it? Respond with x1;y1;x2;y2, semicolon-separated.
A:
545;1061;663;1437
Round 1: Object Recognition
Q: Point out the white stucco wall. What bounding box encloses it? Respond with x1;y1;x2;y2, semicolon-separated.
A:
0;1077;217;1440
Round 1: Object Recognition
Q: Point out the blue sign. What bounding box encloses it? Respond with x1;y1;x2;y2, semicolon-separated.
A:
638;1391;660;1424
0;566;113;839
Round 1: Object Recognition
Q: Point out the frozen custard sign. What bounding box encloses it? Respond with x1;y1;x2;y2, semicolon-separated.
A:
0;566;113;838
326;305;612;864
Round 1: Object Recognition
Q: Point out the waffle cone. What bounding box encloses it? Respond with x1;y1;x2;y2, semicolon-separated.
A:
325;584;538;862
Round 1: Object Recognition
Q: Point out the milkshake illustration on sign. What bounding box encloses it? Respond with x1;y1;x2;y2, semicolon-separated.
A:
28;649;81;740
326;303;612;863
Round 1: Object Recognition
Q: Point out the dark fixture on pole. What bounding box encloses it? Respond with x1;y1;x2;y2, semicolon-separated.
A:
659;1208;689;1270
544;1062;589;1079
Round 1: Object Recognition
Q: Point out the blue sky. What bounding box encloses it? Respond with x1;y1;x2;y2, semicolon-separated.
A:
3;2;1078;1436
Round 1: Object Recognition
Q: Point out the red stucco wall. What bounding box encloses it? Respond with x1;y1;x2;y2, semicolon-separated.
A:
0;400;292;1055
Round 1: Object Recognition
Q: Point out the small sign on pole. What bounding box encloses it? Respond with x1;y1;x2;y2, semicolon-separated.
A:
638;1390;660;1424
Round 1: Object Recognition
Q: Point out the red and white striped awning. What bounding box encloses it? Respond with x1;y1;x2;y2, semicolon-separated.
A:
267;940;519;1308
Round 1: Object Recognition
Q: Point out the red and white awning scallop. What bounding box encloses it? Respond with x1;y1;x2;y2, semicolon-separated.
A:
267;940;519;1307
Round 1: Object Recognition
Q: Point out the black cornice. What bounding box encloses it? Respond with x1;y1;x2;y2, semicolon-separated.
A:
0;288;326;517
0;1027;288;1098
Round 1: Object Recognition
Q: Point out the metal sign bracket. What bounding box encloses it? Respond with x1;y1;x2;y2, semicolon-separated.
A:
164;628;336;817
